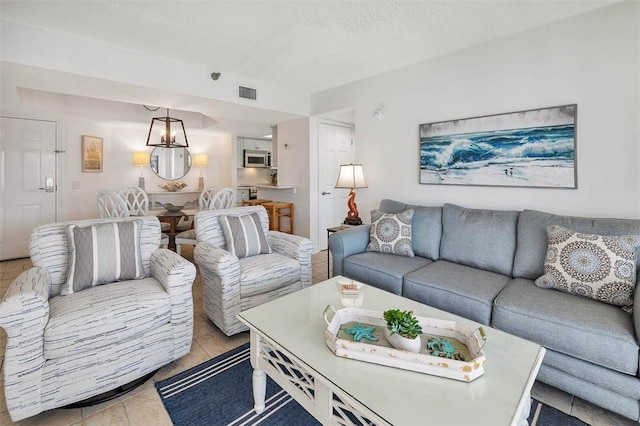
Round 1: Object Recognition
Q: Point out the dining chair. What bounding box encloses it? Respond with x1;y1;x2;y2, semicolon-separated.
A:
175;187;235;255
97;190;130;218
113;187;169;248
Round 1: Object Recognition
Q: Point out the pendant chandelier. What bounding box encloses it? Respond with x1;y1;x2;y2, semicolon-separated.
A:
146;108;189;148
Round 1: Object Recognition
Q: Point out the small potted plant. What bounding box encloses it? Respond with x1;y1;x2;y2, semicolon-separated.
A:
383;309;423;353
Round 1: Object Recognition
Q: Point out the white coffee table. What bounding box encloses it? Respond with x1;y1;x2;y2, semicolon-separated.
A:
237;276;545;425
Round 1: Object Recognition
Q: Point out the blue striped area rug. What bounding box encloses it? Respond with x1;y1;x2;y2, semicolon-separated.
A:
156;343;587;426
155;343;319;426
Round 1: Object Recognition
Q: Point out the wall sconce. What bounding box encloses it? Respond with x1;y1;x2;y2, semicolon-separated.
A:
133;151;149;190
335;163;368;225
193;154;209;190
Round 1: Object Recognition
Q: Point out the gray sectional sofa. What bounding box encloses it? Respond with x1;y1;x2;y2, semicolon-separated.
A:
329;199;640;422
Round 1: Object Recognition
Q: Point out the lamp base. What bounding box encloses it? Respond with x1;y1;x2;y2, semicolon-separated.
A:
138;176;145;190
198;176;204;191
343;217;362;226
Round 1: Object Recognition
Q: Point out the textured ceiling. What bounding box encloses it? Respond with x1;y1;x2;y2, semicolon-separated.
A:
0;0;617;95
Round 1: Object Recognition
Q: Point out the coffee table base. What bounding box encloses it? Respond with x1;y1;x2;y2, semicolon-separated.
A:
249;331;387;425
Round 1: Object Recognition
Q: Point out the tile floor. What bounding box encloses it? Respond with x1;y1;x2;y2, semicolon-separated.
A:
0;248;635;425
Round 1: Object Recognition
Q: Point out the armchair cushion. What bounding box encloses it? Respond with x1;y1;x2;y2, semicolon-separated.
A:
45;278;171;359
62;220;145;295
239;253;301;298
220;212;272;258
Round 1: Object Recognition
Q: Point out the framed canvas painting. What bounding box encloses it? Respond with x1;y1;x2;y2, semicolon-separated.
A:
419;104;577;188
81;135;103;173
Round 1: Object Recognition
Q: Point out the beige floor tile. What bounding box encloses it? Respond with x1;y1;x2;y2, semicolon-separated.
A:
75;403;128;426
123;388;172;426
193;314;217;339
14;406;83;426
0;269;23;281
532;381;573;415
571;397;636;426
196;331;249;358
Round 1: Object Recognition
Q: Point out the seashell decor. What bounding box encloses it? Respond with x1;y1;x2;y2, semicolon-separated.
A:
159;181;188;192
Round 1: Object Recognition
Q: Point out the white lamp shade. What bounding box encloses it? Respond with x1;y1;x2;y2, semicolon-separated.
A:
193;154;209;168
133;151;149;167
335;163;368;189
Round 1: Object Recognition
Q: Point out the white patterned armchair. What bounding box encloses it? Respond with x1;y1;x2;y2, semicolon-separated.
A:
0;216;196;421
194;206;313;336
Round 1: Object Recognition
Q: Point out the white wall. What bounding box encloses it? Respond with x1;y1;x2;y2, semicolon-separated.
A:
310;1;640;221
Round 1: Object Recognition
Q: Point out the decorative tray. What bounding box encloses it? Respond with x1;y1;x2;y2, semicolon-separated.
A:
323;306;487;382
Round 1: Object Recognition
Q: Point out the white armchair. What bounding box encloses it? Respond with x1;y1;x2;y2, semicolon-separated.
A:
194;206;313;335
0;216;196;421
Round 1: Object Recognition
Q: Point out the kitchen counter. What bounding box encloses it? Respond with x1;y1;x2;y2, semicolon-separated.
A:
255;185;295;189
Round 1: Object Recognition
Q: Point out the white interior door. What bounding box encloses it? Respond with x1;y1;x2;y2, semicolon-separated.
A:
318;121;354;250
0;117;57;260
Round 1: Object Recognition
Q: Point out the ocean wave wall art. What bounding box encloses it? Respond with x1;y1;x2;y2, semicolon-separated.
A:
419;104;577;188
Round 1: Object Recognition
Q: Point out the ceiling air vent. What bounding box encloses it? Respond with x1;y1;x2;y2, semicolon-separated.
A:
238;85;257;101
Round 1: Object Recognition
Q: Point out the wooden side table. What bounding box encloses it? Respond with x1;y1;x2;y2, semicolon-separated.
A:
326;225;353;278
263;202;294;234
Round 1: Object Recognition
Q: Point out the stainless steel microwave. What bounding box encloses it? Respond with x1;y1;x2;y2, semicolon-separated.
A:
243;149;271;168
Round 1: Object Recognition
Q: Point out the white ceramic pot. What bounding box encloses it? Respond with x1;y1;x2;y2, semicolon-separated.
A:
383;328;422;353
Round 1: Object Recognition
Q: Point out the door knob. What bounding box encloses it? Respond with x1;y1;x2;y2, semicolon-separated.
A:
39;177;55;193
321;191;331;195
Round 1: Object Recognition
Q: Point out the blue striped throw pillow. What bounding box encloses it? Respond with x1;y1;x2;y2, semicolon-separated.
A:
219;212;272;258
61;220;145;295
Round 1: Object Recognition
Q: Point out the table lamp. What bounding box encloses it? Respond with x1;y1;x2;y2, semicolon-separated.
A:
194;154;209;190
335;163;368;225
133;151;149;190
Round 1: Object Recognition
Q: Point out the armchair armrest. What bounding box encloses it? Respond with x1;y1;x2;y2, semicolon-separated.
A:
0;267;51;421
267;231;313;262
0;267;51;335
328;225;371;276
267;231;313;289
150;248;196;357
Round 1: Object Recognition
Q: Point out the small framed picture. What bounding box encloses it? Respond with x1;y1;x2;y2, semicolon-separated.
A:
81;135;103;172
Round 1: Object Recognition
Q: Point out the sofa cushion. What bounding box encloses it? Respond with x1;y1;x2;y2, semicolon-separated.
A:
344;252;431;295
513;209;640;280
493;278;638;375
535;225;640;313
366;209;414;257
45;278;171;359
404;260;511;325
220;212;272;259
239;252;300;298
62;220;145;295
379;199;442;260
440;203;519;276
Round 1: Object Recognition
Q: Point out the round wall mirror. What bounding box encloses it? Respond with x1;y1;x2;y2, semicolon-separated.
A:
150;147;192;180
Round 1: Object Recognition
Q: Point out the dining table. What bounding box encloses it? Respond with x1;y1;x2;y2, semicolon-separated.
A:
149;208;198;251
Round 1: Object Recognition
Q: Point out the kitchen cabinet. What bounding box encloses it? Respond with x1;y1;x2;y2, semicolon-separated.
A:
241;138;271;152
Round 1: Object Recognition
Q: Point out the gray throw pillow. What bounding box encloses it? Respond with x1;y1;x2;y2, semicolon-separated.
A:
535;225;640;313
62;220;145;295
219;212;272;258
366;209;414;257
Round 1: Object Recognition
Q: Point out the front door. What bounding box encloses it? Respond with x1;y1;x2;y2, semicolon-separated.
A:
0;116;58;260
318;120;354;251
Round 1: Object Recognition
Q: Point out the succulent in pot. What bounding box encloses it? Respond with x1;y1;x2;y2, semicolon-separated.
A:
383;309;423;353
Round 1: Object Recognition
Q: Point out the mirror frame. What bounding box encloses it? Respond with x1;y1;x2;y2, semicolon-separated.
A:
150;147;192;181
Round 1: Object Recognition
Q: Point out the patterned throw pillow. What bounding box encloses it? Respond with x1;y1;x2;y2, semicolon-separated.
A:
219;212;272;258
62;220;145;295
366;209;415;257
535;225;640;313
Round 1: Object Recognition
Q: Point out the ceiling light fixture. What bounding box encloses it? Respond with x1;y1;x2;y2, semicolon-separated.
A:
145;108;189;148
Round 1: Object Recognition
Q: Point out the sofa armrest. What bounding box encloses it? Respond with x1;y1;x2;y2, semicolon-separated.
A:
150;248;196;357
0;267;51;421
193;242;242;335
267;231;313;288
328;225;371;276
634;275;640;344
